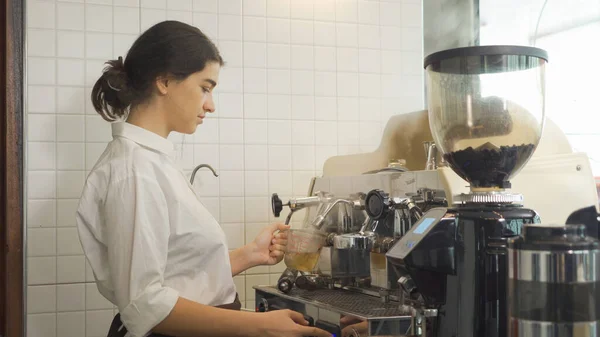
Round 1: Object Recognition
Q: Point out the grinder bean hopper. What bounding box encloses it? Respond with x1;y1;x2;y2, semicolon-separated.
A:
386;45;549;337
426;45;547;197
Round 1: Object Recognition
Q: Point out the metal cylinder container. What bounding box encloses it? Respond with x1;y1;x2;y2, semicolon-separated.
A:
331;233;376;278
507;224;600;337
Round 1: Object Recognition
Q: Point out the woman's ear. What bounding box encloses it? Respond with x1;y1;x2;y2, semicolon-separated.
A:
155;76;169;95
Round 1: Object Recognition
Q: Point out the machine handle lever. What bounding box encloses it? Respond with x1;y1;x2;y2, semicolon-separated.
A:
272;193;284;217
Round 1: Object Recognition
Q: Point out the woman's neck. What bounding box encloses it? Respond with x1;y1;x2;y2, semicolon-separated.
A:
126;103;171;138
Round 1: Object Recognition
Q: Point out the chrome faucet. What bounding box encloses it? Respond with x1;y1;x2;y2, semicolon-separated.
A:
190;164;218;184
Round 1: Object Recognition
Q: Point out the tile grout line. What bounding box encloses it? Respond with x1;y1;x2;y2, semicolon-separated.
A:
215;3;222;231
82;0;94;330
286;0;293;207
53;1;59;332
239;0;248;300
333;0;340;163
311;0;318;187
264;0;272;273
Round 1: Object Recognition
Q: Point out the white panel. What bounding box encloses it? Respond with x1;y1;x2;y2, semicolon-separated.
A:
57;3;84;30
244;145;269;170
27;313;57;337
57;312;85;337
244;0;266;16
28;142;56;170
27;199;56;228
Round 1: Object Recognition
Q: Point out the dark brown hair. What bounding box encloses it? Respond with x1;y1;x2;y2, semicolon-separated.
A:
91;20;224;122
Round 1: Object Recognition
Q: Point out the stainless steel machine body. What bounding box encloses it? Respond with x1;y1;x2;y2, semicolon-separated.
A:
255;169;448;337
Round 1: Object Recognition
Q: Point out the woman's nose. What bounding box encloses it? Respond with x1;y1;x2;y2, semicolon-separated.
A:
204;95;216;113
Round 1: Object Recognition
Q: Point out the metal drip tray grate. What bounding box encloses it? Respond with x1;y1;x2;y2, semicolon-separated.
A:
255;286;409;318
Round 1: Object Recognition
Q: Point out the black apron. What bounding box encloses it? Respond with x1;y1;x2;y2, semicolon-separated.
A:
107;293;242;337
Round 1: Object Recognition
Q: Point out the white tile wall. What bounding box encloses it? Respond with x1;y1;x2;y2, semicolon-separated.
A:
25;0;423;335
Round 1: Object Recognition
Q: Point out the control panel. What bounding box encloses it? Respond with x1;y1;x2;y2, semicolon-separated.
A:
386;207;448;261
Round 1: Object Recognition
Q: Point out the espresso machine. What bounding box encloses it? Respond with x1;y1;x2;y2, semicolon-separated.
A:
254;45;558;337
259;185;443;336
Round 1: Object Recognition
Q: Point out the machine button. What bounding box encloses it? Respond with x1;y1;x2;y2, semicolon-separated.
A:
257;298;269;312
315;320;341;337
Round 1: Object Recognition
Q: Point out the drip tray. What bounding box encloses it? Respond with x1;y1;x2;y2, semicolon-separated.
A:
254;285;410;319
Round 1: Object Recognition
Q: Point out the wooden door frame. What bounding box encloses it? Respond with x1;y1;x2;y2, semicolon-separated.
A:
1;0;25;336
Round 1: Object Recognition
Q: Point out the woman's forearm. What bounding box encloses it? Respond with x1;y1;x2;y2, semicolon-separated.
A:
229;243;258;276
155;297;334;337
153;297;259;336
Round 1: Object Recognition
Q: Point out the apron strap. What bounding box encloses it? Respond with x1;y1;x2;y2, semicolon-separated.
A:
214;293;242;311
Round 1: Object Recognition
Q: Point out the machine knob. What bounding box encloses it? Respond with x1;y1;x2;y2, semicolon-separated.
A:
398;275;417;295
295;275;319;290
277;268;298;293
272;193;283;217
277;278;293;293
365;189;390;220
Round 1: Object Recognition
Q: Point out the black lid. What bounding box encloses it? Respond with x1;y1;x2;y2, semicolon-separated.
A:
424;45;549;75
508;224;600;251
365;189;390;220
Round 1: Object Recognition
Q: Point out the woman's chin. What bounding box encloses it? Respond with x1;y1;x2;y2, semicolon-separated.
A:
179;123;198;135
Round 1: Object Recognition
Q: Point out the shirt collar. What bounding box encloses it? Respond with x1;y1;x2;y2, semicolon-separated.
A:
111;122;175;156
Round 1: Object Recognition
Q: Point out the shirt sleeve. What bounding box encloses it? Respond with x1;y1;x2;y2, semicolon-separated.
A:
103;173;179;337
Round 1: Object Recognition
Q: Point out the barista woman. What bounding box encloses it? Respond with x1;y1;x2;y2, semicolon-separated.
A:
76;20;332;337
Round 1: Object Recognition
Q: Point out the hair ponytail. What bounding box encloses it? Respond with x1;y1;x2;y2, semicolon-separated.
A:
91;56;135;122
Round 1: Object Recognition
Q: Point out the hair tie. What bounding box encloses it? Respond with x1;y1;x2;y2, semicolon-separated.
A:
106;56;125;92
107;80;121;92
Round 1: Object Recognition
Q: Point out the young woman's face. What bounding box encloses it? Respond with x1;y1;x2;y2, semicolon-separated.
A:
165;61;220;134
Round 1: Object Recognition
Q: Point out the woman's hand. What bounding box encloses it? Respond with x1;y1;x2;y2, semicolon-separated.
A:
229;223;289;275
253;310;333;337
250;223;289;266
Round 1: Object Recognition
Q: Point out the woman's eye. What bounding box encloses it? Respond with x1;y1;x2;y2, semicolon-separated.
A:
201;87;210;93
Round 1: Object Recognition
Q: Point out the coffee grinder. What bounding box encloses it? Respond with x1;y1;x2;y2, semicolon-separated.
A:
386;46;549;337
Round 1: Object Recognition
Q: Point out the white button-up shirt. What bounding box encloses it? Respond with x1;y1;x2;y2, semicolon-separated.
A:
76;122;237;337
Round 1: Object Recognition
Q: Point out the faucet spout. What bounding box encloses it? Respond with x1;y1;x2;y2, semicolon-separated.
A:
190;164;218;184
